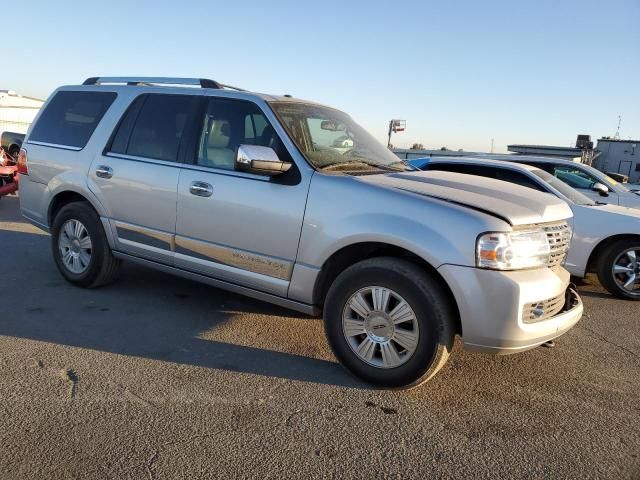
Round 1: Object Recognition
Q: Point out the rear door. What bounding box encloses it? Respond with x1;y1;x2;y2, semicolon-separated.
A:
89;93;200;265
174;96;309;297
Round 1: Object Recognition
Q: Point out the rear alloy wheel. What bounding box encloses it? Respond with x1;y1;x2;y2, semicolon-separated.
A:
51;202;121;288
324;257;454;389
597;239;640;300
58;219;93;274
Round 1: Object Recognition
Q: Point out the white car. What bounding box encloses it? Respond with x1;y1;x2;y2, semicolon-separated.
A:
417;157;640;300
469;154;640;210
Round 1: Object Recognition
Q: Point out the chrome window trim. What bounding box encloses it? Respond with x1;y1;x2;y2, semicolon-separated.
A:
180;163;272;182
105;152;273;181
104;152;183;168
26;140;83;151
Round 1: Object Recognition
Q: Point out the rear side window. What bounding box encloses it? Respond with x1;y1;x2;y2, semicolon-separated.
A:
495;169;546;192
29;91;116;149
109;94;198;162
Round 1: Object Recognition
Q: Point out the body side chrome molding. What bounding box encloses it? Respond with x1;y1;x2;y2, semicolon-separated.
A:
114;220;174;250
175;235;293;281
112;252;319;316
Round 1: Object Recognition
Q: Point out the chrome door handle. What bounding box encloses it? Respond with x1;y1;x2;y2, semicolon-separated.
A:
189;181;213;197
96;165;113;179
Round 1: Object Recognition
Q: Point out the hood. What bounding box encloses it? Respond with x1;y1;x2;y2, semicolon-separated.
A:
358;171;572;226
582;203;640;220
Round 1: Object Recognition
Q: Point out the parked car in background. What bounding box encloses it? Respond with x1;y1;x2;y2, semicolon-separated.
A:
607;172;629;183
436;154;640;210
19;77;583;388
411;157;640;300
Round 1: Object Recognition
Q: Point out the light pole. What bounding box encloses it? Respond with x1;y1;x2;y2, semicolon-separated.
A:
387;119;406;148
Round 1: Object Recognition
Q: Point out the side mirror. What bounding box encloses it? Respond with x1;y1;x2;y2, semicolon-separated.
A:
592;182;609;196
235;145;292;176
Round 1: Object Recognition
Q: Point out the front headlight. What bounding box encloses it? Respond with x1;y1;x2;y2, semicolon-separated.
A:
476;229;551;270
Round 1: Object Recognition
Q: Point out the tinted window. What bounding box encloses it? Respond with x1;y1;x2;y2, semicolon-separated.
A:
196;98;285;170
428;163;495;177
109;95;145;154
429;163;546;191
531;169;595;206
29;91;116;148
494;169;546;191
115;94;198;162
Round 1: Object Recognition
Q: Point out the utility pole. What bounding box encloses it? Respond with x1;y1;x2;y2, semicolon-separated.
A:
490;138;494;153
615;115;622;139
387;119;406;148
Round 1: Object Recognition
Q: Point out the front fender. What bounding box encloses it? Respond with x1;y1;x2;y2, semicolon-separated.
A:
298;212;471;270
297;174;506;270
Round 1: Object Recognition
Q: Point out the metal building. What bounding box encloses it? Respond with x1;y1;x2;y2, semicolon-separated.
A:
0;90;44;134
593;138;640;183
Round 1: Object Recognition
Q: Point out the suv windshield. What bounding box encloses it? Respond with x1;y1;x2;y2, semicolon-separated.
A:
531;169;596;206
269;102;409;172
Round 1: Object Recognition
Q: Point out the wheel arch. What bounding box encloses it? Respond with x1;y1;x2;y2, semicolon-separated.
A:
312;242;462;335
47;189;102;227
586;234;640;273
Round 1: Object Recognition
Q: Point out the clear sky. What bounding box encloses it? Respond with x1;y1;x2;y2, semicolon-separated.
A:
4;0;639;151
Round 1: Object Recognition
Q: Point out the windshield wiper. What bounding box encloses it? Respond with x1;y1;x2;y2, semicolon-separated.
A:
321;159;403;172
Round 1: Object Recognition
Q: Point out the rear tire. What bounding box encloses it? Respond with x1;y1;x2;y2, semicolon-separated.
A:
51;202;121;288
596;239;640;300
324;257;455;389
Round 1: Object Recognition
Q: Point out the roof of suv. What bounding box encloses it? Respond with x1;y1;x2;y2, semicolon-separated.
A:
63;76;326;107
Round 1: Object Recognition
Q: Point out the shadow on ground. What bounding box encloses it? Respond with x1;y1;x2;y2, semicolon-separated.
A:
0;197;362;388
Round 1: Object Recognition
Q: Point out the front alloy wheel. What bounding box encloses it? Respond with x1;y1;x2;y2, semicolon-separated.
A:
324;257;454;389
342;286;419;369
597;239;640;300
611;248;640;297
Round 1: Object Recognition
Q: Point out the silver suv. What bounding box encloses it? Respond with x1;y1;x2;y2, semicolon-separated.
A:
18;77;583;388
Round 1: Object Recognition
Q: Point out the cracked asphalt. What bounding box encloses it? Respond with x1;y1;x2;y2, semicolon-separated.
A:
1;194;639;479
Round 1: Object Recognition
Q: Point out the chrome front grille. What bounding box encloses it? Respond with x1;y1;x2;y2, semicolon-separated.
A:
523;292;566;324
544;222;571;268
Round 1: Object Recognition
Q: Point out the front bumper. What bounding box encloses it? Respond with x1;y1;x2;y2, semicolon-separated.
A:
438;265;583;354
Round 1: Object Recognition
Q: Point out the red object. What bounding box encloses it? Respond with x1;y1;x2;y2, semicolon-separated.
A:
0;149;19;197
0;173;18;196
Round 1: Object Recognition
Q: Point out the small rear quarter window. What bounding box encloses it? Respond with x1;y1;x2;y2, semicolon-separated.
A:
29;91;116;149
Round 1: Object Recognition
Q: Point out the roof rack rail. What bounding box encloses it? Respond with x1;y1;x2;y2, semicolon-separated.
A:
82;77;224;89
219;84;247;92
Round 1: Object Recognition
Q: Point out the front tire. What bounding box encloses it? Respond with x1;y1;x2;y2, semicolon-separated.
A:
51;202;121;288
324;257;455;389
597;239;640;300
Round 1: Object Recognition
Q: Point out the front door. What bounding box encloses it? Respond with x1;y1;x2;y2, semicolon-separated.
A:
175;97;310;297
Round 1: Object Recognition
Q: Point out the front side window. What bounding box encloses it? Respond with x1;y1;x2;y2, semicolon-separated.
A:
553;166;597;189
29;91;116;148
196;98;284;170
269;102;409;173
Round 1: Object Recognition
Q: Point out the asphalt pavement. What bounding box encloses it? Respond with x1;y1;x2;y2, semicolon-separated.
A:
1;193;639;479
